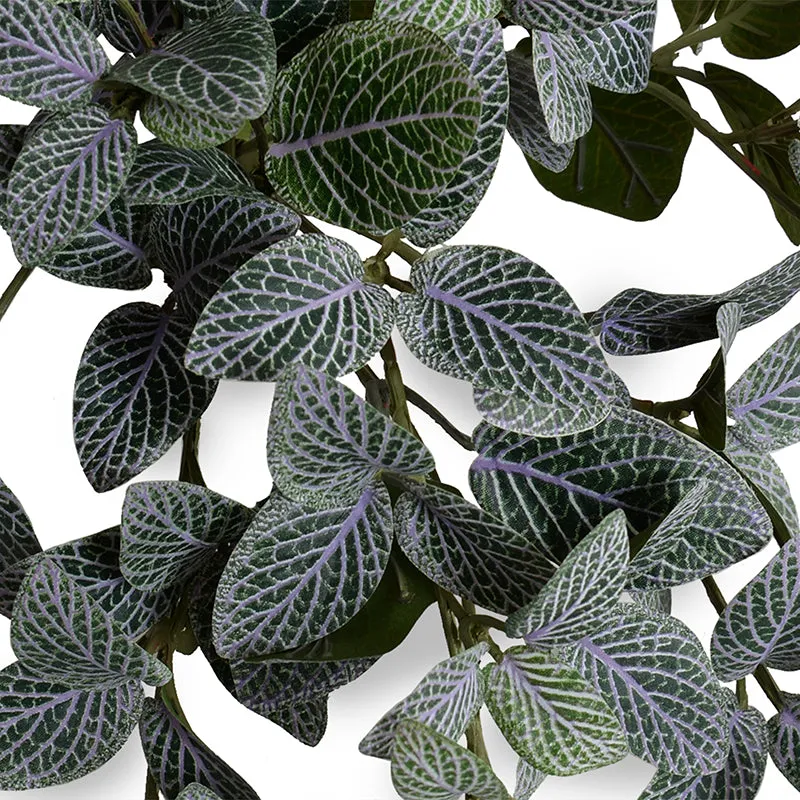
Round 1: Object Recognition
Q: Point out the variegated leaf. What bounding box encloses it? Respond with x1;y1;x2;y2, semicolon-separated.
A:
629;589;672;616
514;759;545;800
267;696;328;746
768;692;800;790
374;0;499;32
0;478;40;592
96;0;175;55
0;124;25;228
140;97;245;150
178;785;224;800
503;0;640;34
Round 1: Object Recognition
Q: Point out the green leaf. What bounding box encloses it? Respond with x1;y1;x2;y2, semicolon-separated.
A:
266;19;481;233
768;692;800;790
0;125;25;228
672;0;718;32
374;0;499;32
140;97;246;150
503;0;640;34
484;647;627;776
716;0;800;58
514;760;545;800
177;785;224;800
0;478;40;601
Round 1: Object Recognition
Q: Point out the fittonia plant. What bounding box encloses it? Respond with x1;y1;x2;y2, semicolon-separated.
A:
1;0;800;798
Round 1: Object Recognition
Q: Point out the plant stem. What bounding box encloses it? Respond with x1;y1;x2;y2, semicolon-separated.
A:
179;420;205;486
116;0;156;51
401;386;473;450
380;338;415;433
0;266;32;324
736;678;749;710
385;274;416;293
144;770;159;800
435;587;461;658
251;116;270;175
363;231;423;265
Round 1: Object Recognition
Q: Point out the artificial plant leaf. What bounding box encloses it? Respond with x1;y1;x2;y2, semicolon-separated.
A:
404;20;508;247
266;696;328;746
397;244;615;436
484;647;627;776
629;588;672;616
374;0;499;32
10;558;170;689
561;604;728;775
505;510;628;647
74;302;218;492
768;692;800;790
213;485;393;659
470;407;770;564
186;233;394;381
177;785;224;800
359;643;487;760
0;661;142;790
175;0;233;16
266;19;481;233
7;107;136;265
140;97;246;150
394;482;555;614
530;75;693;221
503;0;640;34
148;196;300;321
0;0;108;109
96;0;175;55
120;481;253;592
391;719;511;800
267;365;434;508
716;0;800;59
139;697;260;800
514;759;545;800
673;0;718;32
0;124;25;228
0;478;40;587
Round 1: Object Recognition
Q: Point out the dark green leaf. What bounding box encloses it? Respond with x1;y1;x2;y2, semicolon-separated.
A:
673;0;718;32
768;692;800;790
716;0;800;59
0;478;40;603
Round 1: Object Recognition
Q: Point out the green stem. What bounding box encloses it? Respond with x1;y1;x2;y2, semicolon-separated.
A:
144;770;159;800
385;274;416;293
401;385;473;450
380;338;415;433
435;588;461;658
179;420;205;486
363;231;423;266
0;266;32;324
116;0;155;51
736;679;749;710
251;116;270;175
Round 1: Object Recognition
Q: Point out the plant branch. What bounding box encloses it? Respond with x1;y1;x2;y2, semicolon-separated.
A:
116;0;156;51
363;231;423;266
179;420;205;486
401;385;473;450
144;770;159;800
0;266;32;324
380;338;415;433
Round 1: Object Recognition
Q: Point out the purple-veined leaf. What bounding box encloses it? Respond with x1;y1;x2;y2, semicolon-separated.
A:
391;719;511;800
768;692;800;790
175;0;233;16
0;660;142;790
503;0;641;34
7;107;136;265
506;510;628;647
266;696;329;746
73;302;218;492
139;697;260;800
148;196;300;321
265;20;481;233
10;558;171;689
397;245;615;437
484;647;627;776
185;233;394;381
593;249;800;356
140;96;246;150
267;365;434;508
394;482;555;614
374;0;499;32
0;124;25;228
404;20;508;247
0;0;108;109
0;478;40;593
514;759;545;799
178;785;224;800
96;0;175;55
791;140;800;182
359;643;487;760
560;604;728;775
213;485;393;659
120;480;253;592
629;588;671;616
469;407;771;564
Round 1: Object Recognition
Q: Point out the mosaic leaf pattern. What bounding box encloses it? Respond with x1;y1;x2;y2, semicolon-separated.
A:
484;647;627;775
561;604;728;775
397;245;615;436
267;696;328;746
120;481;253;591
266;20;481;233
0;124;25;227
470;408;770;563
96;0;175;55
213;486;393;658
359;643;487;760
374;0;499;32
74;303;218;492
140;96;245;150
186;234;394;381
7;107;136;265
178;785;224;800
0;478;40;582
504;0;639;34
0;0;107;108
514;759;545;800
768;693;800;790
268;365;434;508
395;482;555;614
505;510;629;647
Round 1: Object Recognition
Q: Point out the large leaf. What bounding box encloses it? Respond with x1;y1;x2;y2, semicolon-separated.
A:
266;19;481;233
374;0;499;32
716;0;800;59
96;0;175;55
0;0;107;109
0;478;40;587
359;643;487;760
140;97;245;150
397;245;615;436
0;124;25;228
213;485;393;658
503;0;640;34
267;365;434;508
395;482;555;614
11;558;170;689
74;303;218;492
505;510;628;647
0;661;142;790
7;107;136;265
469;407;770;564
561;604;728;775
120;481;253;592
673;0;718;31
186;233;394;381
484;647;627;776
768;692;800;789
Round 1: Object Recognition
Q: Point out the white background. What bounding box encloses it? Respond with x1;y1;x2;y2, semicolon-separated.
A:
1;3;800;798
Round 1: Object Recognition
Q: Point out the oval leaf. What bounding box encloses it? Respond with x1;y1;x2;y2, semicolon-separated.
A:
140;96;245;150
0;124;26;227
768;692;800;790
374;0;500;32
0;478;40;589
178;785;224;800
504;0;640;34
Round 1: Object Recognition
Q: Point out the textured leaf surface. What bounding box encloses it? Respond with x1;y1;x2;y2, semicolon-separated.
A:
96;0;175;55
397;245;615;436
359;644;487;760
7;107;136;265
768;692;800;789
484;647;627;776
186;234;394;381
395;482;555;614
140;97;245;150
74;302;218;492
561;604;728;774
374;0;499;32
266;696;328;746
213;486;393;658
0;478;40;584
717;0;800;59
506;511;628;647
470;407;770;564
0;124;25;227
504;0;639;34
392;720;510;800
0;0;107;108
514;760;545;800
177;785;224;800
268;365;433;508
0;661;142;790
629;588;671;616
266;20;481;233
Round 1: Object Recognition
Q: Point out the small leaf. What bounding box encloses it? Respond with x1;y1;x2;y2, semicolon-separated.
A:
177;785;224;800
186;233;394;381
484;647;627;776
374;0;499;32
140;97;245;150
0;124;26;228
768;693;800;790
717;0;800;59
0;478;40;591
267;365;434;508
267;697;328;746
672;0;717;32
503;0;640;34
359;643;488;760
514;759;545;800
